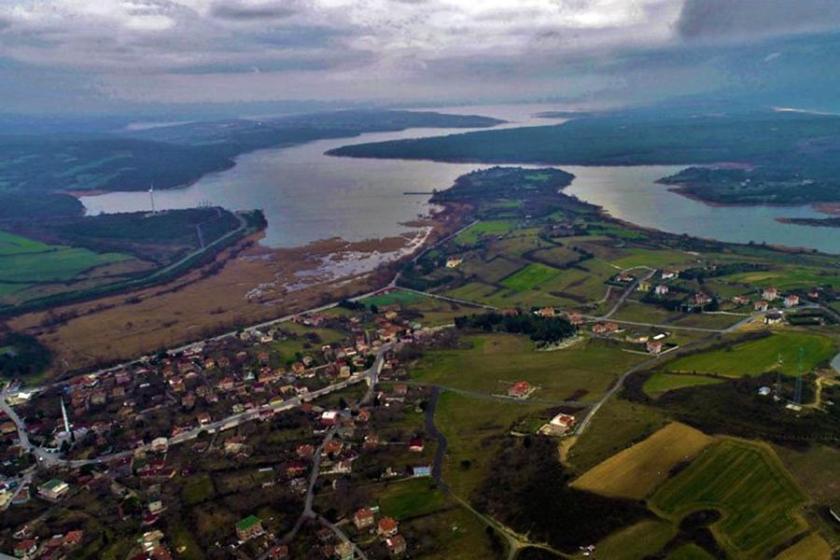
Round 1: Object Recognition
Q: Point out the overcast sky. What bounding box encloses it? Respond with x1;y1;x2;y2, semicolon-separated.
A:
2;0;840;113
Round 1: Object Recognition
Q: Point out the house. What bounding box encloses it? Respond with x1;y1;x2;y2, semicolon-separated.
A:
321;411;340;426
408;436;424;453
445;257;463;269
150;437;169;453
654;284;670;296
691;292;713;307
592;322;619;335
335;542;354;560
762;287;779;301
661;269;679;280
757;386;772;397
235;515;264;542
536;307;556;318
731;295;750;306
196;412;211;426
784;294;800;308
13;539;37;559
765;311;784;325
268;545;289;560
38;479;69;501
646;340;664;355
353;507;375;530
386;534;407;556
507;381;533;399
539;412;576;436
754;300;769;312
566;312;585;326
296;444;315;459
378;517;399;538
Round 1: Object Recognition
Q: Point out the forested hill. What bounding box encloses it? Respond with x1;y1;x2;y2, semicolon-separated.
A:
328;110;840;205
0;110;503;198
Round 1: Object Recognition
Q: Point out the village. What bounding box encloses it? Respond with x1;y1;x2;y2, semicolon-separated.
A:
0;249;838;559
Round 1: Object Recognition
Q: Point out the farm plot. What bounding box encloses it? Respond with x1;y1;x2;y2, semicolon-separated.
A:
664;332;836;378
651;439;809;559
572;422;714;500
501;262;563;291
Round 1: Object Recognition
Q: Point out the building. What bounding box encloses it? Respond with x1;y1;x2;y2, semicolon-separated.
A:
507;381;533;399
378;517;399;538
661;269;679;280
765;311;784;325
354;507;375;530
654;284;669;296
646;340;664;355
539;412;577;436
592;322;620;335
386;534;407;556
408;436;424;453
13;539;37;559
536;307;556;318
38;479;69;501
445;257;463;269
235;515;264;542
335;542;354;560
762;287;779;301
784;294;800;308
754;300;769;312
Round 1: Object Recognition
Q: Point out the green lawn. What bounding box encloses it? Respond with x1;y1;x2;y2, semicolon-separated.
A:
664;332;837;377
651;439;809;559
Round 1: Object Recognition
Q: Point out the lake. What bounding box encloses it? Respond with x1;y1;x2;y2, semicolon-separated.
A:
82;104;840;254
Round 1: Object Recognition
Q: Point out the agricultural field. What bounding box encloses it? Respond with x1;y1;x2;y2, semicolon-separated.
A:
583;520;675;560
455;220;516;245
500;263;564;292
664;332;837;377
651;439;810;559
774;533;833;560
410;333;646;402
572;422;714;500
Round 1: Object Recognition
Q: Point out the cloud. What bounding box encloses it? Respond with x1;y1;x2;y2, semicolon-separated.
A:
210;1;299;21
2;0;840;111
677;0;840;42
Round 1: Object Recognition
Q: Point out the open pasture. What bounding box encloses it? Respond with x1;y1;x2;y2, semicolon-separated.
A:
664;332;836;377
411;333;646;402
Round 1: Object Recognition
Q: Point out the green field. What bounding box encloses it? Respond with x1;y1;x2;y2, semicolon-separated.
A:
664;332;837;377
411;333;646;402
651;439;809;559
378;478;446;520
0;230;54;256
500;262;563;292
362;289;427;307
643;372;726;396
0;247;128;283
667;544;715;560
455;220;516;245
589;520;676;560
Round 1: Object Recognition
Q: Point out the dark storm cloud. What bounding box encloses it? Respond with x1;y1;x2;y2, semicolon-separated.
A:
677;0;840;41
210;1;299;21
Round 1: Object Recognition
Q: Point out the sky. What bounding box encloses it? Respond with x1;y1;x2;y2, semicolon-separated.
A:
2;0;840;113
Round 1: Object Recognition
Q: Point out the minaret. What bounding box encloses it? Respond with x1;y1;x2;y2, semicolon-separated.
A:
149;183;156;214
60;397;74;442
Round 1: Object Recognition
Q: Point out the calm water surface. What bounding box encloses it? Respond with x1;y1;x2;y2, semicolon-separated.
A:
82;104;840;254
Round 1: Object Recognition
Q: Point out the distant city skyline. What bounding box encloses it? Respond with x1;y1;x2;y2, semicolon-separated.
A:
3;0;840;113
